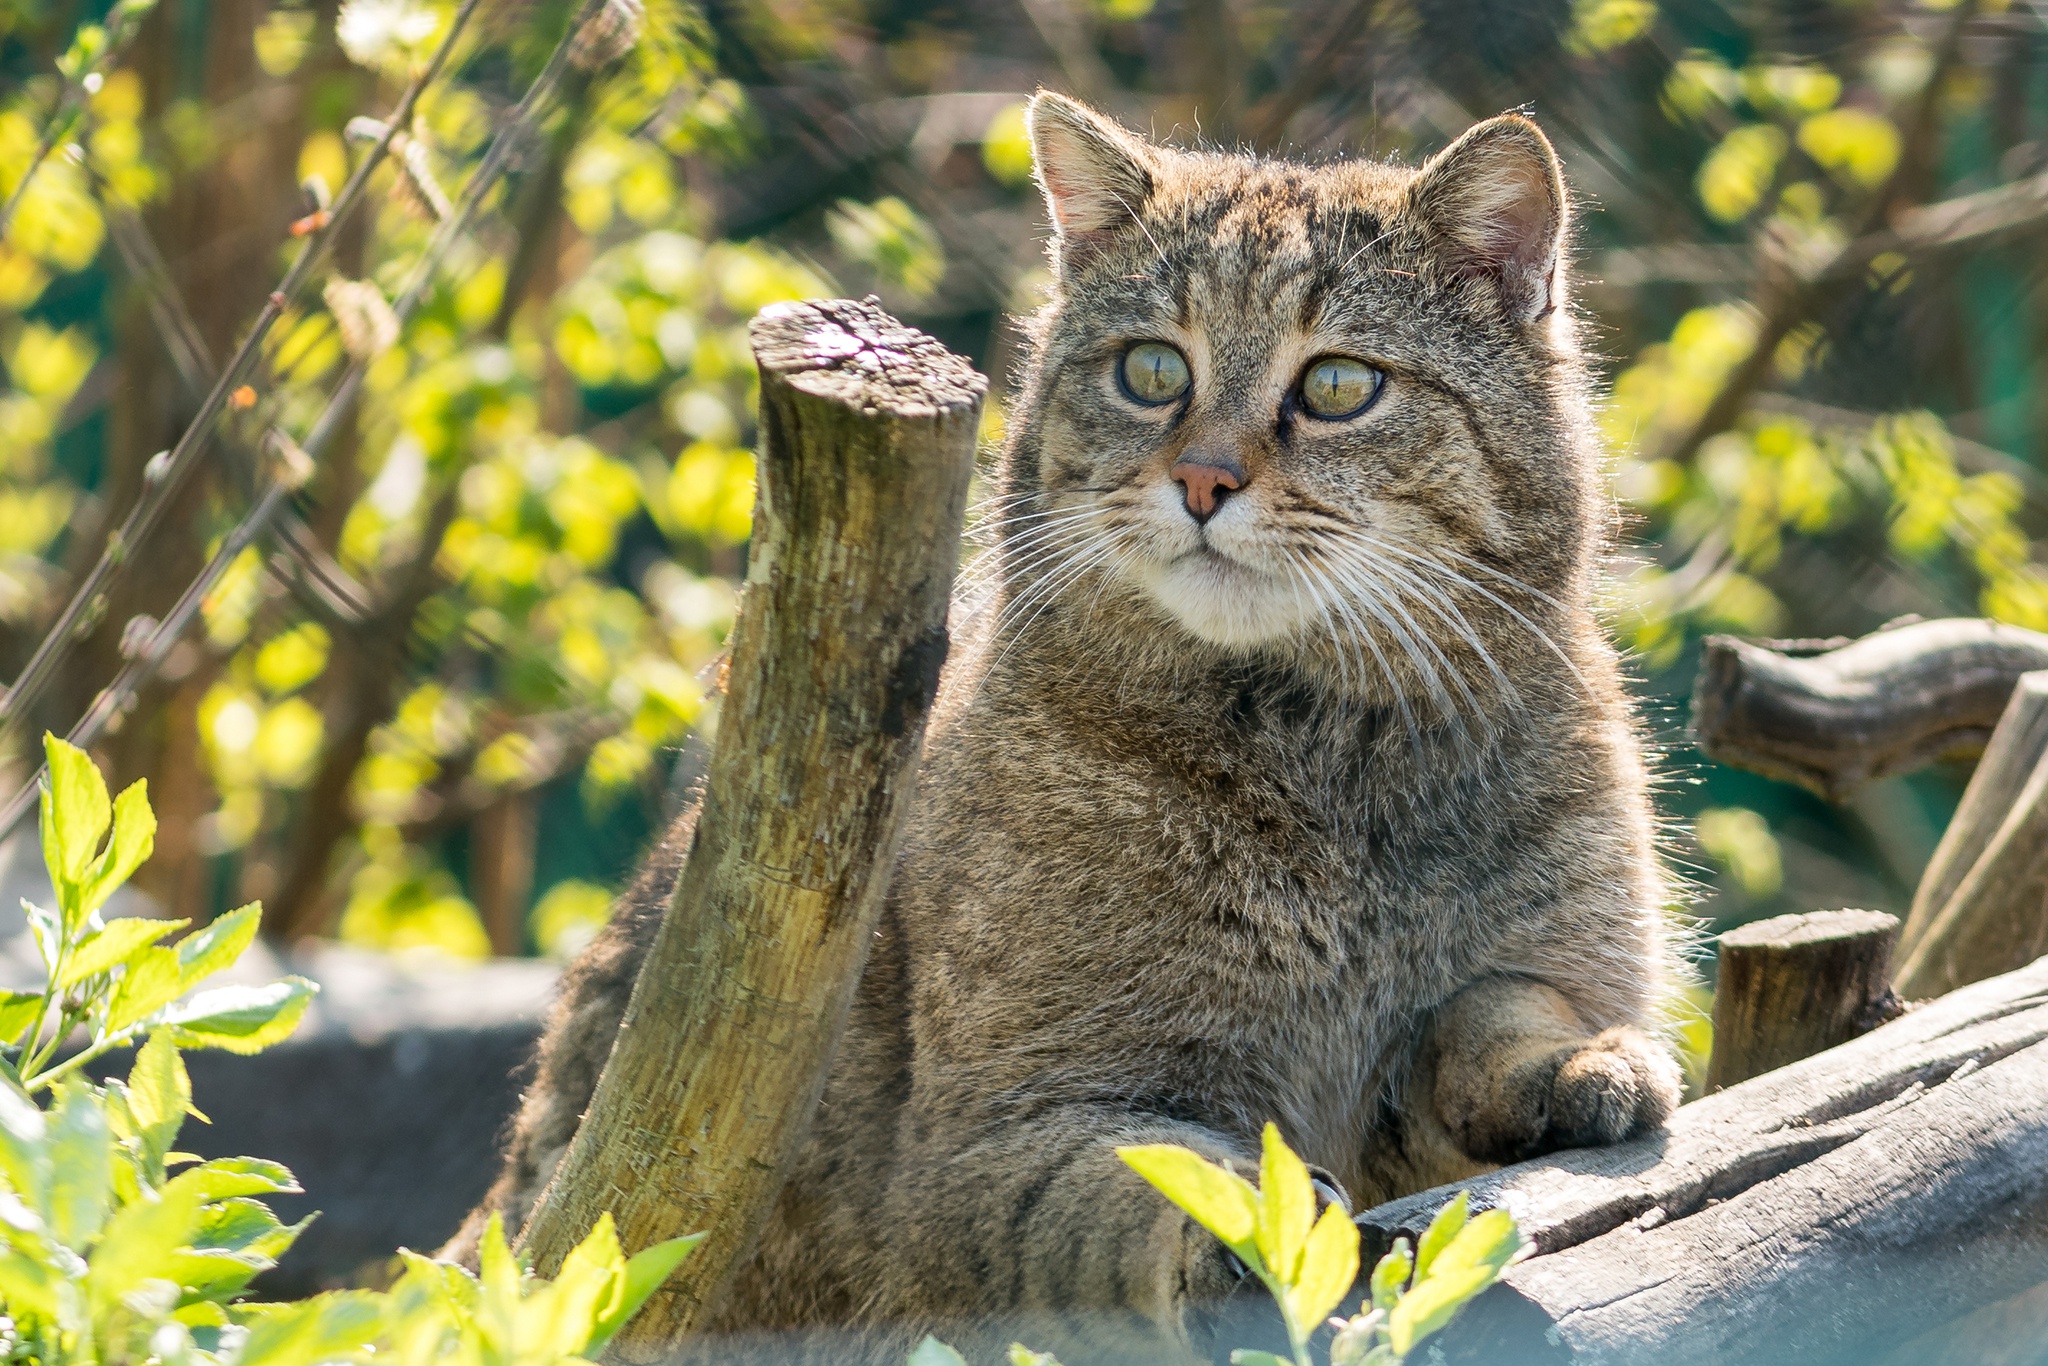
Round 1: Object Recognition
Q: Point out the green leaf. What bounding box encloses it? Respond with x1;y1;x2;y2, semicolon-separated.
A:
42;734;112;900
86;1180;208;1320
22;899;59;971
1007;1346;1064;1366
1369;1237;1412;1312
1255;1122;1315;1285
162;977;318;1054
176;905;262;991
45;1080;113;1250
1385;1262;1495;1357
0;989;40;1047
1117;1144;1259;1258
587;1230;703;1356
58;916;188;987
908;1337;969;1366
1412;1192;1468;1284
532;1211;627;1359
1424;1208;1528;1283
0;1243;62;1321
1287;1202;1361;1331
80;780;156;917
126;1031;194;1175
165;1155;302;1202
107;946;186;1034
234;1291;383;1366
0;1082;49;1203
1228;1353;1294;1366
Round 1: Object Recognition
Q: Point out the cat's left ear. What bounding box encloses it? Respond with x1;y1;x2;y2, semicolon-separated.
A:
1408;115;1567;323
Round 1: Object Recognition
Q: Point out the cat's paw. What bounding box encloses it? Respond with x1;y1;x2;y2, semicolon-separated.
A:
1448;1027;1681;1164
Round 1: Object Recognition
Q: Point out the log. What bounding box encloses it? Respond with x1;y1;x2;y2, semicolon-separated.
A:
1690;618;2048;800
1892;746;2048;1000
1704;908;1900;1092
1891;670;2048;1000
513;300;982;1355
1356;954;2048;1365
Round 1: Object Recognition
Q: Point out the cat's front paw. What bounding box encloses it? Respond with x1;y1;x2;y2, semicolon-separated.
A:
1446;1026;1680;1164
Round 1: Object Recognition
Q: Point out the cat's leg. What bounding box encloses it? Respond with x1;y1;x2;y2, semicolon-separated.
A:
1427;975;1680;1165
880;1107;1258;1363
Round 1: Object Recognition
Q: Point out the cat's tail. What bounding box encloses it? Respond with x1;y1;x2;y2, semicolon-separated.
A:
439;809;697;1266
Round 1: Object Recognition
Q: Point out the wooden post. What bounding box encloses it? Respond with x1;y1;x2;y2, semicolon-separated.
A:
1894;739;2048;1000
1690;619;2048;800
1704;908;1901;1092
512;300;983;1357
1358;953;2048;1365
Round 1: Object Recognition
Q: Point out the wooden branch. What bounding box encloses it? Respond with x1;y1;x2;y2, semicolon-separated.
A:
1900;670;2048;961
1704;908;1901;1092
1357;953;2048;1364
513;300;983;1357
1893;699;2048;1000
1689;618;2048;800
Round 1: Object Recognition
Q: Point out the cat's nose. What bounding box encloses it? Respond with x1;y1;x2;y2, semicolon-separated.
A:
1170;458;1244;524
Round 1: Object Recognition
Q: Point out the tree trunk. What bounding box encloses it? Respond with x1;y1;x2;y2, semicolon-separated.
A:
1690;618;2048;800
1704;908;1900;1091
513;300;983;1358
1356;953;2048;1365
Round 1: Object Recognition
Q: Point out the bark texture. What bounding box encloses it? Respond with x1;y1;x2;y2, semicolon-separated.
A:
512;299;982;1357
1704;908;1900;1092
1355;954;2048;1365
1690;618;2048;799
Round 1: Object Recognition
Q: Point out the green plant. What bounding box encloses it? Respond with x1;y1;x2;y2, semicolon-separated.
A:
0;735;699;1365
4;734;317;1093
1120;1126;1527;1366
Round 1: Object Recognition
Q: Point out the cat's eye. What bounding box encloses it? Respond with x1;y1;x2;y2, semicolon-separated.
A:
1120;342;1191;405
1300;356;1383;419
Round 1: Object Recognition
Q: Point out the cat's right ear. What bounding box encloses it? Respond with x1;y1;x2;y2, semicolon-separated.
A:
1028;92;1154;268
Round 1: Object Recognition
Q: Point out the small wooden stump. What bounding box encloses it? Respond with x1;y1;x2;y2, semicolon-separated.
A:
1705;908;1901;1092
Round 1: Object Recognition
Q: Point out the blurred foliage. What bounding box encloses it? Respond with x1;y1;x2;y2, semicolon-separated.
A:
3;0;2048;971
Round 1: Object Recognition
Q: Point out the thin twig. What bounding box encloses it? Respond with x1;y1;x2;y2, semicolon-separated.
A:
0;0;155;242
0;0;612;842
0;0;486;735
1651;0;1982;470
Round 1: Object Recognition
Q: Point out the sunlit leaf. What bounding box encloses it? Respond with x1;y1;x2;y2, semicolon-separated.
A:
1117;1144;1259;1256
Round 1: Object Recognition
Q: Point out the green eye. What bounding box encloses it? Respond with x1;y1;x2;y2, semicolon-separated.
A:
1300;356;1382;419
1120;342;1191;405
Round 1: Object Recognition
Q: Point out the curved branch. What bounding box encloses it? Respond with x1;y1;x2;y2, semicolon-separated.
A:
1689;619;2048;800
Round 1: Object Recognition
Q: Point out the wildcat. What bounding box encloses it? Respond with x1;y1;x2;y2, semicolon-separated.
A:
453;93;1682;1363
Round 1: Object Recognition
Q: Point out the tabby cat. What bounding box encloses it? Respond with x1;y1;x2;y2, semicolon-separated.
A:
453;93;1683;1364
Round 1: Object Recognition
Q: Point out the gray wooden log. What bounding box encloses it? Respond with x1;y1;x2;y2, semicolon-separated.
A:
1902;671;2048;945
1690;618;2048;800
515;300;982;1358
1357;954;2048;1365
1891;670;2048;1000
1704;908;1900;1092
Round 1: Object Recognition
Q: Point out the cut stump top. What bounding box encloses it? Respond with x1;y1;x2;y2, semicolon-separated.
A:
751;297;987;419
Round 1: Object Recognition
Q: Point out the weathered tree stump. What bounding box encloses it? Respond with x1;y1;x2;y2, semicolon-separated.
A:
1357;954;2048;1365
514;299;983;1356
1690;618;2048;800
1704;908;1900;1092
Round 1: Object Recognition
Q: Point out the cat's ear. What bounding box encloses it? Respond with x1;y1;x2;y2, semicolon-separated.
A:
1408;115;1568;323
1028;92;1155;265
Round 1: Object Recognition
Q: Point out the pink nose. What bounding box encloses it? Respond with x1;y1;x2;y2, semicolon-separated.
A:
1170;460;1243;523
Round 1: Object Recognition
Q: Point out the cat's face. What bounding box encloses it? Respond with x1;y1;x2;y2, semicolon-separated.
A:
1000;96;1595;706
